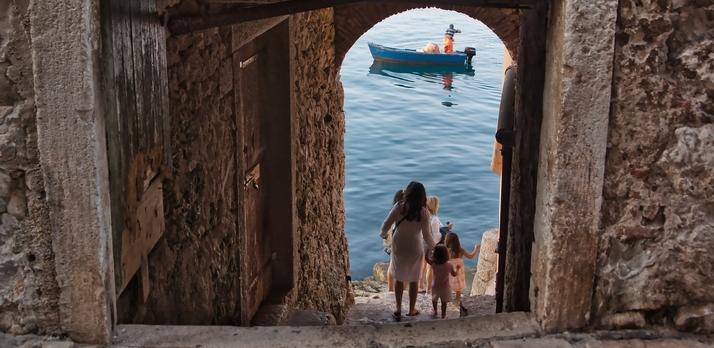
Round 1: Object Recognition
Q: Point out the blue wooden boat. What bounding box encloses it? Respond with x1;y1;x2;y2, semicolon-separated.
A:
368;42;475;66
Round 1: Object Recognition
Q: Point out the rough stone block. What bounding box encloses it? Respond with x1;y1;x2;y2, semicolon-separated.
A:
251;304;289;326
599;312;647;330
283;309;336;326
595;0;714;318
491;338;572;348
675;304;714;333
6;190;26;218
218;58;233;97
644;339;713;348
471;228;498;296
372;262;389;283
40;342;75;348
582;340;646;348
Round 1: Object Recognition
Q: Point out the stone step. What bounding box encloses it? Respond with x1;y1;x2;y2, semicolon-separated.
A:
113;312;539;347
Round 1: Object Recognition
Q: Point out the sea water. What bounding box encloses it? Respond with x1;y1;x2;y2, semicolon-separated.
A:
341;8;503;279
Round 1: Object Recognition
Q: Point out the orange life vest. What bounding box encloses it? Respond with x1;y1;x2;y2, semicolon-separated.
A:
443;36;454;53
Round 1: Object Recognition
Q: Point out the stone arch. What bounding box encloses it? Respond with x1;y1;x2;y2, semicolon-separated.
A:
333;3;520;65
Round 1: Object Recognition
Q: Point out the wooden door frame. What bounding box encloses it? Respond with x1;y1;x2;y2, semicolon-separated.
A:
234;18;297;325
499;1;548;313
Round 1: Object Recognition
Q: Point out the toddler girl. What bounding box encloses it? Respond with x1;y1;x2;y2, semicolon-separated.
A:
426;244;458;318
444;232;480;305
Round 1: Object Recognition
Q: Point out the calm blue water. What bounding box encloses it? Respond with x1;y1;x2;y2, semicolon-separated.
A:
341;9;503;279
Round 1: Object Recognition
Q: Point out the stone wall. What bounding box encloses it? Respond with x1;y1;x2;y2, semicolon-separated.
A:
596;0;714;332
0;1;60;335
333;3;520;64
120;26;242;324
291;9;352;323
119;9;351;325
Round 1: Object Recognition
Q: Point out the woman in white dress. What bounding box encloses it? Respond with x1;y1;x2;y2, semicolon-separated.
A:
380;181;436;318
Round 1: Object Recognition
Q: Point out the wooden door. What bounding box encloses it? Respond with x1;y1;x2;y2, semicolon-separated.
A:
238;47;273;324
100;0;169;300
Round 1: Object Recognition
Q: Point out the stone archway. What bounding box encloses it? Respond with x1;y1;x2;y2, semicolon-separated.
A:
333;3;530;313
21;0;621;342
333;3;521;65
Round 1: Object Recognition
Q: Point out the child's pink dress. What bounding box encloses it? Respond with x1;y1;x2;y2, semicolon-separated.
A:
449;258;466;291
431;262;454;302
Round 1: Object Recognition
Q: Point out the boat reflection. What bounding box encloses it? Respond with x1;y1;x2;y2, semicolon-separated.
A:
369;61;475;90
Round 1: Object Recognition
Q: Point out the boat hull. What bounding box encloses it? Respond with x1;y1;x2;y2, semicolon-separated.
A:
368;42;467;66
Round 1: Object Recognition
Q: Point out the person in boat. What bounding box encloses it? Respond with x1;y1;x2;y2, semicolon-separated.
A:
443;24;461;54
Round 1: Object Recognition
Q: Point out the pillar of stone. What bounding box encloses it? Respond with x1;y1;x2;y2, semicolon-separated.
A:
470;229;498;296
30;0;114;343
530;0;617;333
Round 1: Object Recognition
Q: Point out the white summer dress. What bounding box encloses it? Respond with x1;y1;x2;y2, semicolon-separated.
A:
380;203;436;282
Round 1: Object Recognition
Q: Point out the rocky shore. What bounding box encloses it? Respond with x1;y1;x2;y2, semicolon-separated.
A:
348;261;494;325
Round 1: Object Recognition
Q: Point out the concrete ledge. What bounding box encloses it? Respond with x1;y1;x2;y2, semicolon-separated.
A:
112;312;539;347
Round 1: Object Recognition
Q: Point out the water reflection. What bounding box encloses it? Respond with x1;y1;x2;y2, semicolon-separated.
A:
369;61;475;90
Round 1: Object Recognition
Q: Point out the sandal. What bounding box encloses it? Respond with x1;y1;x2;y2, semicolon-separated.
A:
392;311;402;321
406;310;420;316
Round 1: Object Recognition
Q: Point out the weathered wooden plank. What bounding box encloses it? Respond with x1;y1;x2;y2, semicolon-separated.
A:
139;255;150;303
105;0;135;293
119;178;165;294
148;0;162;150
100;0;124;298
102;0;169;296
157;10;171;168
168;0;537;35
130;0;147;152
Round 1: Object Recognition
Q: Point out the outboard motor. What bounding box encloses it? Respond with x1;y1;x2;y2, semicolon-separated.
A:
464;47;476;65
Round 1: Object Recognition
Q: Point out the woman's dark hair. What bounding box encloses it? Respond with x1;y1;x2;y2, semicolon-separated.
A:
432;245;450;265
401;181;427;221
392;189;404;205
445;232;462;258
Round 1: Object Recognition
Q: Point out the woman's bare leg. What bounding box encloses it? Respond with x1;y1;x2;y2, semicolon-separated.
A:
420;261;429;291
407;281;419;315
394;281;404;315
426;269;433;294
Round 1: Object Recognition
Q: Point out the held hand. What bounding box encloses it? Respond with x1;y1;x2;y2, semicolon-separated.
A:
447;222;454;231
474;243;481;253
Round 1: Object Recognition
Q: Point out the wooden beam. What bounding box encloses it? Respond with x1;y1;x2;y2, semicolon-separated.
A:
168;0;536;35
